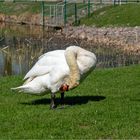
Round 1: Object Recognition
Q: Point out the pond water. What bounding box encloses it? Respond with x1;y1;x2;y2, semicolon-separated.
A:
0;23;139;76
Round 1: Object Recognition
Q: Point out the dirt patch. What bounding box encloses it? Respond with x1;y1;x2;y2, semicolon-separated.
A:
0;13;42;25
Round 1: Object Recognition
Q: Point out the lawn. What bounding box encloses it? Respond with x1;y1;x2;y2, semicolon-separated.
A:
80;4;140;27
0;65;140;139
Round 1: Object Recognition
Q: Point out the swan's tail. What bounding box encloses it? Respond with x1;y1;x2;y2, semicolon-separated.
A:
11;85;29;93
11;85;46;95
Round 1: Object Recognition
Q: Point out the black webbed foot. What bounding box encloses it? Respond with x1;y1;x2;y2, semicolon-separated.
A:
50;104;57;110
50;92;57;109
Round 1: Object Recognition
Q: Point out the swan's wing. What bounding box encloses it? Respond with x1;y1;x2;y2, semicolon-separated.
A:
24;65;51;80
24;50;66;80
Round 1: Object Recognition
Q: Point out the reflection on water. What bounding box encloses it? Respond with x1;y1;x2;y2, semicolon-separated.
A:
0;23;140;76
0;42;43;76
0;37;44;76
93;46;140;68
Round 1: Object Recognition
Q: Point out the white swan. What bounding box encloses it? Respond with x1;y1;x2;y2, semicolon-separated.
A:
12;46;97;109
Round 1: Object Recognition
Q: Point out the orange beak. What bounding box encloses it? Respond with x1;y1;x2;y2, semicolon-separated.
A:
60;84;69;92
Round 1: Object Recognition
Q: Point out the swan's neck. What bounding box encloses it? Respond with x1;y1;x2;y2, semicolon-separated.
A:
64;49;80;89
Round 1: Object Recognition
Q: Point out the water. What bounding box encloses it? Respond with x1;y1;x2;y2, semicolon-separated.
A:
0;23;139;76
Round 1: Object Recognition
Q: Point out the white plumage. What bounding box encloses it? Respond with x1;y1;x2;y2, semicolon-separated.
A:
12;46;97;109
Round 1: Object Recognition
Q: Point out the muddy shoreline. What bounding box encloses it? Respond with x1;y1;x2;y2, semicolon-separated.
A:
0;13;42;25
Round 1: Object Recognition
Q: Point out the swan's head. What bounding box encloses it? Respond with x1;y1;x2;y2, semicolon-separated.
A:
59;84;69;92
59;82;79;92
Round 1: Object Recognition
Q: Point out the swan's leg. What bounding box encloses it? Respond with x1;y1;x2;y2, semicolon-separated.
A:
50;93;57;109
60;92;64;105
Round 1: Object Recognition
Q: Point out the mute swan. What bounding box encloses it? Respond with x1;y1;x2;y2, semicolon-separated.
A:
12;46;97;109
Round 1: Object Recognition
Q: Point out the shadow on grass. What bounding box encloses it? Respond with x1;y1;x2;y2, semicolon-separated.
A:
21;95;106;106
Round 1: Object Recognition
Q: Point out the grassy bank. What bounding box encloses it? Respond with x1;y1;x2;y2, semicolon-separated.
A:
0;65;140;139
80;4;140;27
0;2;41;15
0;3;140;27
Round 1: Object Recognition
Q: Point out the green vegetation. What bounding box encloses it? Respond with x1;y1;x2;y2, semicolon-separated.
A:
0;65;140;139
0;2;41;15
80;4;140;27
1;2;140;27
0;2;89;16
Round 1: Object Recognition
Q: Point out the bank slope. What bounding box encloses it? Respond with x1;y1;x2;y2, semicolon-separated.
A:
81;4;140;27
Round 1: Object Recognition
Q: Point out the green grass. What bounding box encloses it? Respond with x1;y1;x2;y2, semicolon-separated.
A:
0;65;140;139
0;2;41;15
80;4;140;27
0;1;61;16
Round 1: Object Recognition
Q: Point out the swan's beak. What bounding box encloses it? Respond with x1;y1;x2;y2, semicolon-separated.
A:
59;84;69;92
